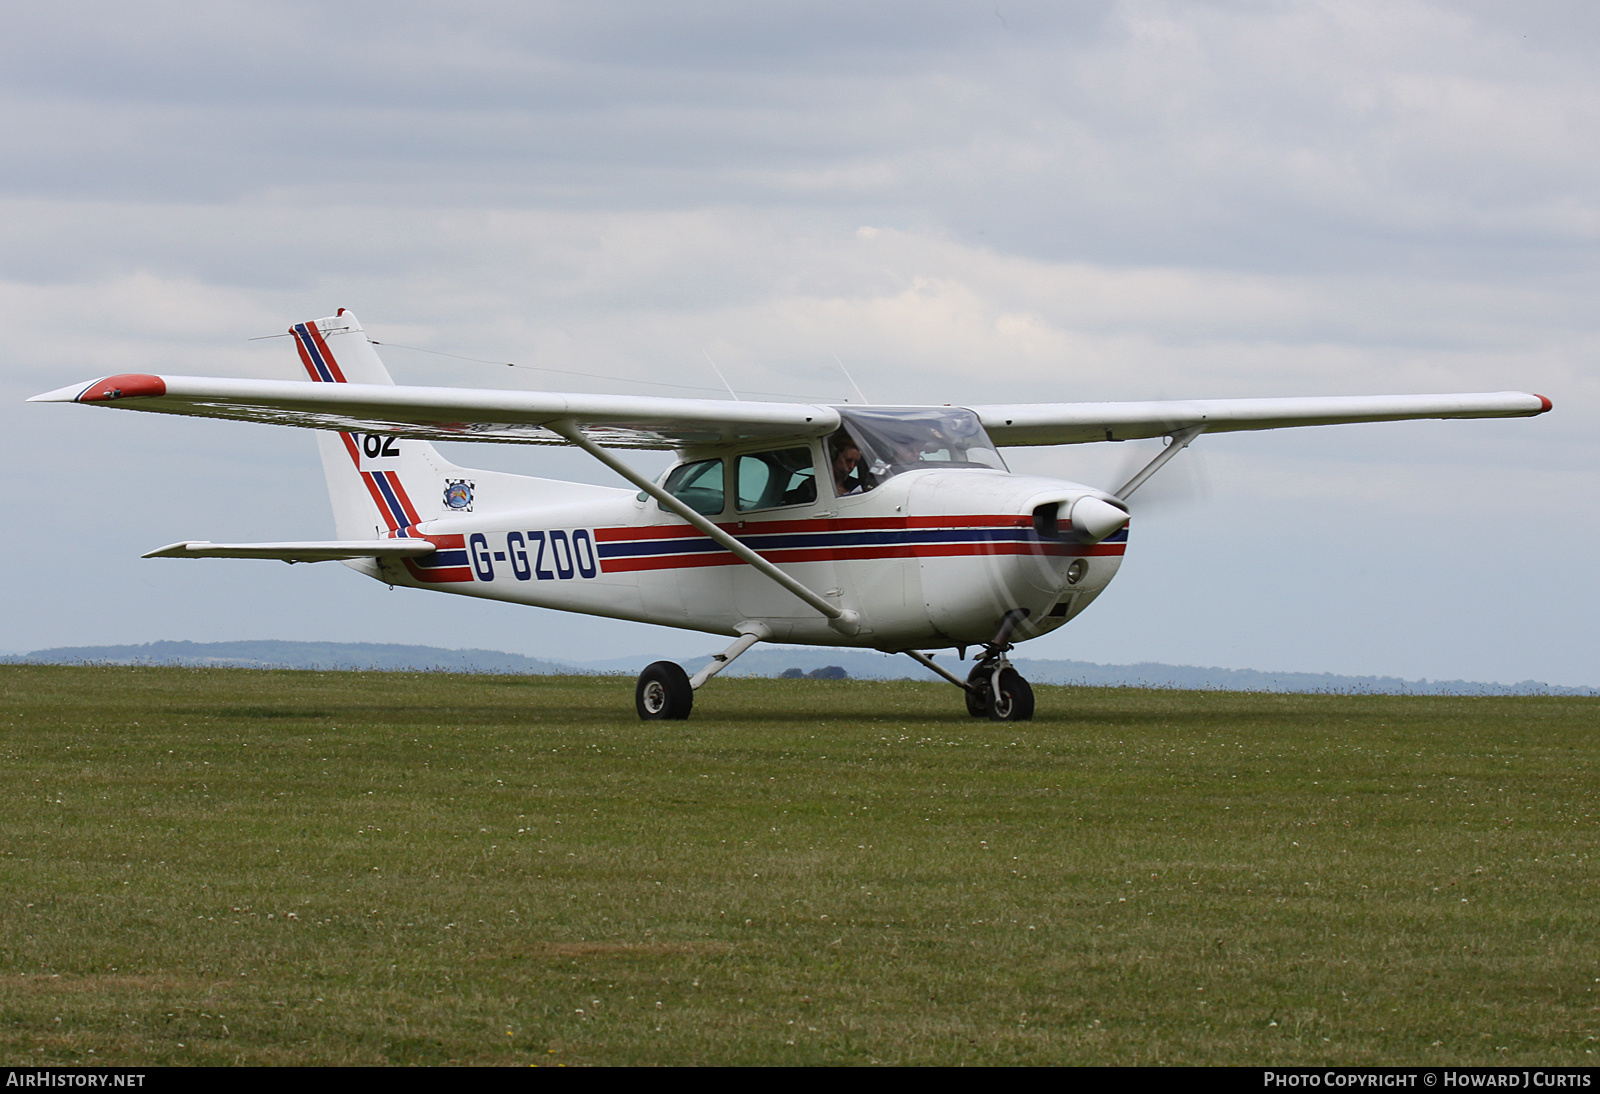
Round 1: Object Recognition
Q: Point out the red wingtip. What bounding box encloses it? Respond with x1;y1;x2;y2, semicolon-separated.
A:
76;374;167;402
1535;393;1552;413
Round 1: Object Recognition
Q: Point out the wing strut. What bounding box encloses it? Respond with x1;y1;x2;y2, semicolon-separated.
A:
547;420;860;632
1115;425;1206;500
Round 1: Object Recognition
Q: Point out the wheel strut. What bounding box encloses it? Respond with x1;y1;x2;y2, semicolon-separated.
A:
903;609;1035;721
638;628;766;721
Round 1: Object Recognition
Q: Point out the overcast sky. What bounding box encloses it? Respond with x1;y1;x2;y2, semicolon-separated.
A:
4;1;1596;684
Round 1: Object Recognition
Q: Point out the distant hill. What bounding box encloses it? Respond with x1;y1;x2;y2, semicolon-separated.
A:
6;640;573;676
670;647;1599;697
6;639;1594;696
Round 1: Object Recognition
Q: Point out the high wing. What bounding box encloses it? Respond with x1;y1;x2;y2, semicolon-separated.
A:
971;392;1551;446
28;373;839;450
30;372;1548;449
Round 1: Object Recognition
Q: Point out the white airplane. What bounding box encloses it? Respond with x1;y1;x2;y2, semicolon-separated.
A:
31;310;1551;720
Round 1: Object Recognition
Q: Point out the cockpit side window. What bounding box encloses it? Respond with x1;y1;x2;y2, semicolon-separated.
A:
737;447;818;512
657;457;725;516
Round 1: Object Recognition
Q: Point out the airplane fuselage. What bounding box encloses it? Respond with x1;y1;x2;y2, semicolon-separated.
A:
355;462;1126;651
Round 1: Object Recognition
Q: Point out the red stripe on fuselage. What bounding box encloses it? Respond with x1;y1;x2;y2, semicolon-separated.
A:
404;564;474;583
395;533;474;583
598;539;1125;573
593;513;1034;543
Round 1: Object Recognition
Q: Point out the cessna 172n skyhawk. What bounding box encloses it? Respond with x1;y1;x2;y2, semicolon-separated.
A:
31;310;1551;721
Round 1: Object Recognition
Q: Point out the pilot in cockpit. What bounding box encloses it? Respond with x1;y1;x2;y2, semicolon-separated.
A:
830;433;866;496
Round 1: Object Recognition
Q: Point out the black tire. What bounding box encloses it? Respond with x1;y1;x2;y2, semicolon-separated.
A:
964;664;991;718
986;668;1034;722
636;661;694;720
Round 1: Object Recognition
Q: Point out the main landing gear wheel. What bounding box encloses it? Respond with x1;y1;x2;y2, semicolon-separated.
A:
986;667;1034;722
636;661;694;720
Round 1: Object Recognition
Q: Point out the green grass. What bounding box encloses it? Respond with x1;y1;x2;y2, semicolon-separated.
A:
1;664;1597;1065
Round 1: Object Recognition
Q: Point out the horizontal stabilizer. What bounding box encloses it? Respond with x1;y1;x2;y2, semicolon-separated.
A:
142;540;439;563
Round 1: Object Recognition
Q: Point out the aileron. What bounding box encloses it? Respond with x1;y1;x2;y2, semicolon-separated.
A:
973;392;1551;447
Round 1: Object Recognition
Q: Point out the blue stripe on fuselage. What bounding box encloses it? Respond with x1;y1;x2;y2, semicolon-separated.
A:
414;549;468;568
596;525;1057;560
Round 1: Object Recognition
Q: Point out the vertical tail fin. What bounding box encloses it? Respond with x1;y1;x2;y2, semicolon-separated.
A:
290;311;624;557
290;311;455;541
290;310;394;386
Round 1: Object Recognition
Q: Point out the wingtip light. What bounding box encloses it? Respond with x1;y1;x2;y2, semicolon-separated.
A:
74;374;167;403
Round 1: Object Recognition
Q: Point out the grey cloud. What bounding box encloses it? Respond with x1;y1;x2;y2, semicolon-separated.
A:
0;0;1593;288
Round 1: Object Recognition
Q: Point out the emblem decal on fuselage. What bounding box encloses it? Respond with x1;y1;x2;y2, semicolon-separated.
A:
444;479;475;512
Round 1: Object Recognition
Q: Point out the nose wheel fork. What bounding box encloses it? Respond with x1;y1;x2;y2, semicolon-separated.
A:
963;646;1035;722
902;609;1035;721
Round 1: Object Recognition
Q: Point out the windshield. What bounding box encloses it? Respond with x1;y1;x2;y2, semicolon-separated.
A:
828;407;1006;496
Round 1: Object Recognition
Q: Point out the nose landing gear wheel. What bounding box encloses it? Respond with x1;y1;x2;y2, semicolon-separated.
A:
636;661;694;720
986;667;1034;722
960;662;1036;722
964;664;991;718
955;608;1035;720
964;664;1033;720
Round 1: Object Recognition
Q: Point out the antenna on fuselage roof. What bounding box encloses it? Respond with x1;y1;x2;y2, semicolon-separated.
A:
832;353;869;405
702;350;742;401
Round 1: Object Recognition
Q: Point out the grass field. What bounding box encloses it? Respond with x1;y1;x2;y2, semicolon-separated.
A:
1;664;1596;1066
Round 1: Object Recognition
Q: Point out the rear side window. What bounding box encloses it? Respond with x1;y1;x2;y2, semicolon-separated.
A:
737;447;818;512
660;458;725;516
